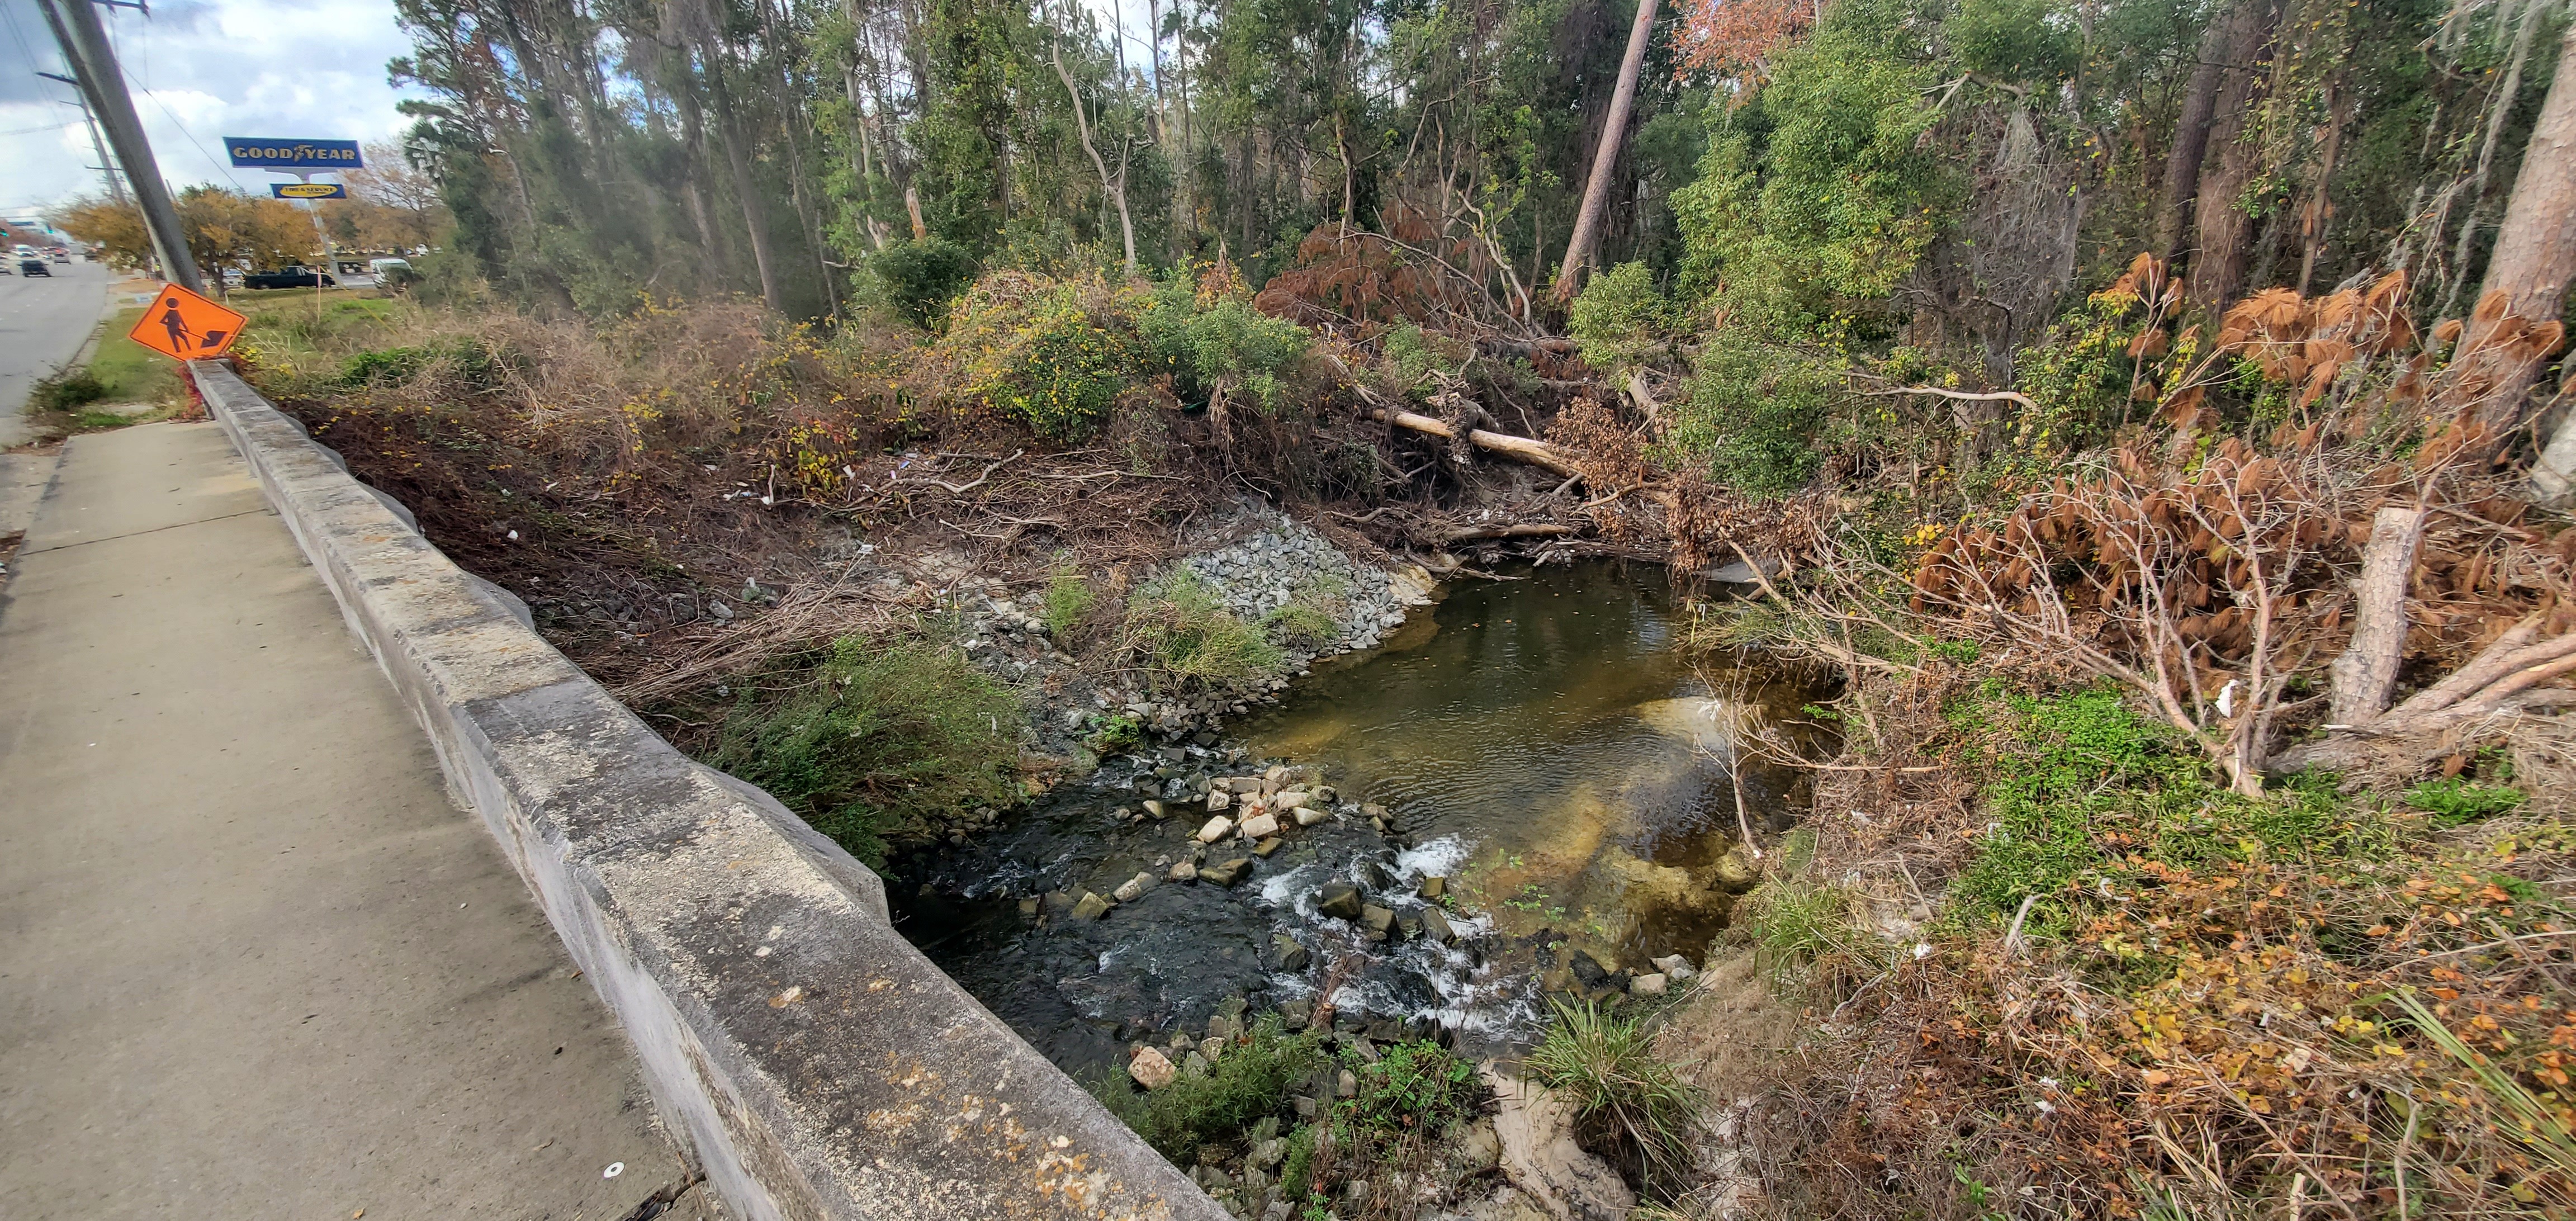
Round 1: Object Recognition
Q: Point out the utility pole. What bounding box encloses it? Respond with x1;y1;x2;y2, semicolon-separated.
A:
36;0;200;292
36;72;130;207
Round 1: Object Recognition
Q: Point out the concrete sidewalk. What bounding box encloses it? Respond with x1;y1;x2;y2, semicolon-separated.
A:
0;422;707;1219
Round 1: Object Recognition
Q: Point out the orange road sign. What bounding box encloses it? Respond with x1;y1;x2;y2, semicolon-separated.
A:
129;283;248;361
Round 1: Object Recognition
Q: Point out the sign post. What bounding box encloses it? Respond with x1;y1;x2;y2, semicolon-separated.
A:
225;138;362;314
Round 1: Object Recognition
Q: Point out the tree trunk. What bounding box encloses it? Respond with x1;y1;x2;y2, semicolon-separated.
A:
699;36;784;311
1552;0;1658;305
2483;18;2576;335
2154;4;2238;259
2501;22;2576;503
1051;36;1138;276
2184;0;2285;313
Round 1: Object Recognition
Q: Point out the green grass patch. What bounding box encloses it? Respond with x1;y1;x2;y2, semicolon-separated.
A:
1259;603;1339;651
1041;564;1096;638
1741;877;1859;985
86;307;184;404
704;635;1024;867
2403;776;2526;826
1120;570;1282;693
1947;683;2393;938
1092;1016;1325;1165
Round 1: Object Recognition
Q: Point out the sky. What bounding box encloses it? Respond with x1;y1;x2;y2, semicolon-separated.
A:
0;0;1166;222
0;0;423;218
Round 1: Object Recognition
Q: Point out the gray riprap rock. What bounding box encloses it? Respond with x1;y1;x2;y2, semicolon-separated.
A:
1359;905;1395;942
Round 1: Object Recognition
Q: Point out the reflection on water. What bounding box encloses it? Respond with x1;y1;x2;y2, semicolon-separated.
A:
889;560;1821;1077
1242;561;1813;966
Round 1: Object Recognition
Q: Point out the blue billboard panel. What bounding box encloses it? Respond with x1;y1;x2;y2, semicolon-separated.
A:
271;182;348;200
225;138;363;169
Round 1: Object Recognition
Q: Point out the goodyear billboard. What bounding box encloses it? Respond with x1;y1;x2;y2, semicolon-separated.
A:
271;182;348;200
225;138;363;169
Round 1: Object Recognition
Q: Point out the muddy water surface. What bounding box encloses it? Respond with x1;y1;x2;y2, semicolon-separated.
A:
888;561;1818;1082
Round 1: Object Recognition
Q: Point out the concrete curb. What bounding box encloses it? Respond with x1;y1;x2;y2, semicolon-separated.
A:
188;362;1223;1221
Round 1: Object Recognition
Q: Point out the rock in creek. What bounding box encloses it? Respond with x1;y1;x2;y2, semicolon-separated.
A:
1315;881;1363;920
1237;812;1280;839
1566;949;1610;988
1418;875;1447;900
1360;859;1395;891
1360;904;1396;942
1207;790;1232;811
1294;805;1329;827
1420;906;1459;946
1199;858;1252;887
1273;934;1310;973
1129;1046;1176;1090
1167;858;1200;882
1197;816;1235;843
1072;891;1112;920
1112;871;1157;903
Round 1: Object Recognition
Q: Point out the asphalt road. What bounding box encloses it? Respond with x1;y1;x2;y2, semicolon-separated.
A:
0;261;113;448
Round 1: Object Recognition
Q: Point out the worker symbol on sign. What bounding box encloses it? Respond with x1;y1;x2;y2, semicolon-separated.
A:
126;282;247;361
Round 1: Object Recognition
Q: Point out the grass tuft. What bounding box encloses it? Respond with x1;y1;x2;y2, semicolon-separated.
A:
1526;999;1700;1201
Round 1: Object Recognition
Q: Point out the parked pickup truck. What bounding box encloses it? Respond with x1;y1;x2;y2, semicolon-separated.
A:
242;266;337;290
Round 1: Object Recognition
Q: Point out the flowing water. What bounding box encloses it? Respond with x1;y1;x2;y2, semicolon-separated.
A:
887;561;1821;1081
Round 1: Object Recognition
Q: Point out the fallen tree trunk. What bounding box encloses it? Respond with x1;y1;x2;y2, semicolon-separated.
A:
2326;504;2426;726
1445;523;1577;543
2274;613;2576;774
1368;407;1581;477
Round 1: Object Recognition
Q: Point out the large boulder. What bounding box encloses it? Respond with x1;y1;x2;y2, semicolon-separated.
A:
1315;881;1364;920
1072;891;1113;920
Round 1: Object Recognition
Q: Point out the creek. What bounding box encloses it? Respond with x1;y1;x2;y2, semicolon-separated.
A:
887;561;1822;1083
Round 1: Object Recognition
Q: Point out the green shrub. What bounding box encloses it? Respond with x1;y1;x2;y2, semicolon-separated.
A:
707;635;1024;867
1138;283;1308;414
1341;1039;1480;1134
1092;1016;1325;1163
1949;684;2383;936
28;366;107;411
1568;262;1676;376
947;275;1131;439
1121;570;1282;692
1277;1122;1318;1199
2404;777;2526;826
871;236;979;328
1669;326;1838;497
1527;1000;1700;1200
1085;713;1143;755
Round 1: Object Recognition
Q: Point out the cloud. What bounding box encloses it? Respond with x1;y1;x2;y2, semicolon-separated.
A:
0;0;422;213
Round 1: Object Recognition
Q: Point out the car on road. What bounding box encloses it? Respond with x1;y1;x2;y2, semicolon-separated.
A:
242;266;336;290
19;258;50;277
50;249;69;263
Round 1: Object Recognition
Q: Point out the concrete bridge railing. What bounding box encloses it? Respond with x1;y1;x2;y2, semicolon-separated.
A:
190;362;1223;1221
